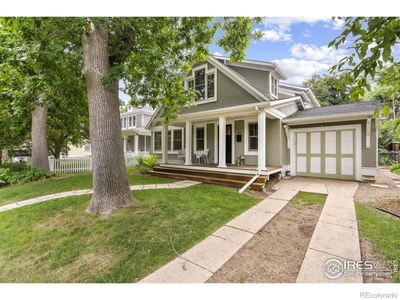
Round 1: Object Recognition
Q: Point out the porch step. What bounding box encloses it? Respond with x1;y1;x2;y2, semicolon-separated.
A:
148;166;266;190
153;166;266;183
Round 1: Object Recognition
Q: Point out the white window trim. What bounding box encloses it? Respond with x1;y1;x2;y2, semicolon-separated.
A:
152;128;184;154
269;74;278;99
185;63;217;105
244;118;259;155
193;124;207;152
153;131;163;153
171;128;184;152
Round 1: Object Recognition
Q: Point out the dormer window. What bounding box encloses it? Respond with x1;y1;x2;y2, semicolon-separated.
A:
271;76;279;98
185;64;217;103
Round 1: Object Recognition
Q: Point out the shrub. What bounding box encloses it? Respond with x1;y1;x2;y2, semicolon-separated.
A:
1;161;29;172
137;165;151;174
136;154;158;174
391;163;400;175
0;167;52;187
379;119;400;151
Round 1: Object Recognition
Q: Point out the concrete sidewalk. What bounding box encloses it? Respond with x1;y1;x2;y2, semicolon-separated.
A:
140;188;298;283
0;180;200;213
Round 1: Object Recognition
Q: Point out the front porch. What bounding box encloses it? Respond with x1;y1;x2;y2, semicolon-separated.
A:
159;163;282;177
123;129;151;156
152;103;288;177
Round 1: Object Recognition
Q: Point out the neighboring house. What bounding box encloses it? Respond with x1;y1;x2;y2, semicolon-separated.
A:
67;105;153;158
67;141;92;157
147;55;379;187
120;105;152;156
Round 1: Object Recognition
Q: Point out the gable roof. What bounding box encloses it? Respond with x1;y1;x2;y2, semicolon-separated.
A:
212;55;287;80
207;56;270;102
279;82;320;108
283;100;380;124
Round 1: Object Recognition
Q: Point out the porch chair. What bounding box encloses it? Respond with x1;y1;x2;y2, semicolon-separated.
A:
177;149;185;161
195;149;209;164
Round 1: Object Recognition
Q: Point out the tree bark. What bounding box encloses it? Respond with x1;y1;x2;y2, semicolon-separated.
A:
31;104;50;170
82;24;134;215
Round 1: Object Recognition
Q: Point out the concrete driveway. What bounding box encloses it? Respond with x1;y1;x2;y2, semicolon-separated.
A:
275;177;362;283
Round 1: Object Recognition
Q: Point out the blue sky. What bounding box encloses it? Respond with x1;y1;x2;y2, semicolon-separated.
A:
210;17;349;84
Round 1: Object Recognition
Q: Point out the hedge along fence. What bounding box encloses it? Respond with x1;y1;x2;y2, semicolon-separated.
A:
49;153;149;174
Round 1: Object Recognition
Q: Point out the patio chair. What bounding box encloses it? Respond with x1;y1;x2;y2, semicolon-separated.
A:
177;149;185;161
195;149;209;164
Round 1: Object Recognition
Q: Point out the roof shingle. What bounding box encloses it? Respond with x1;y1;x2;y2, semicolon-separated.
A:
284;100;381;120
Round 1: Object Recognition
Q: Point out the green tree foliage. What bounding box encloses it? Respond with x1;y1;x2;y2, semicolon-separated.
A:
378;119;400;150
0;18;88;160
96;17;262;121
329;17;400;99
303;74;354;106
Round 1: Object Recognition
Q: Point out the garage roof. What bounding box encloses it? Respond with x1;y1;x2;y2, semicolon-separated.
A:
284;100;380;121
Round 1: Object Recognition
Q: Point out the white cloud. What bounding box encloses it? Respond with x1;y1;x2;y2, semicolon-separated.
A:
259;17;345;43
332;18;345;30
263;17;329;31
273;58;330;84
259;29;292;42
290;43;347;64
213;51;223;56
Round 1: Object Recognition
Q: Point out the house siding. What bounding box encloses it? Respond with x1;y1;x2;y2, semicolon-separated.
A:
177;69;260;115
207;123;215;163
229;66;269;96
234;120;258;166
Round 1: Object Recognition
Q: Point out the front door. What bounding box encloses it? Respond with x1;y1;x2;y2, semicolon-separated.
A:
226;124;232;164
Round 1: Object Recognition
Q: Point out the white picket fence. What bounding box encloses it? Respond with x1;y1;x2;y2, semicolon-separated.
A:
49;157;92;174
49;152;150;174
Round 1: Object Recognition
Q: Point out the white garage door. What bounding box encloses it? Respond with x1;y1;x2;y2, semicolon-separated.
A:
291;126;361;180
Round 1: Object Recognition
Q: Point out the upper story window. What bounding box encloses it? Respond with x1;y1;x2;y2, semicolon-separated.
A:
271;76;279;98
185;64;216;103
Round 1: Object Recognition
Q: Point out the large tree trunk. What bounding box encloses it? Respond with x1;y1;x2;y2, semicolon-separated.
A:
31;104;50;170
82;24;134;215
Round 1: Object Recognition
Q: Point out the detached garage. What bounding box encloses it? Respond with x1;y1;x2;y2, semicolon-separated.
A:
283;101;380;181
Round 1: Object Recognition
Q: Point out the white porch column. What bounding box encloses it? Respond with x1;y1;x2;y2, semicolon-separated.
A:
134;134;139;155
257;110;266;171
218;116;226;168
185;121;192;165
161;124;168;164
123;136;128;153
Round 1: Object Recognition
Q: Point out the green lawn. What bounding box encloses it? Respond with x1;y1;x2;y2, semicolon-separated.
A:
356;203;400;283
290;191;326;208
0;184;259;283
0;168;173;206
